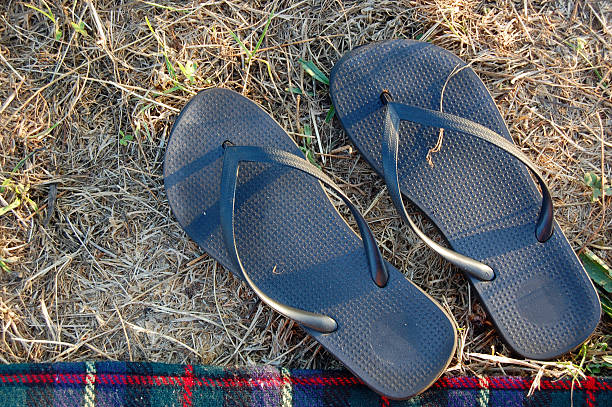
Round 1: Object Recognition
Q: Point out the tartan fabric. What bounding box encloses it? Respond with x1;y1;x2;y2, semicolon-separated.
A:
0;362;609;406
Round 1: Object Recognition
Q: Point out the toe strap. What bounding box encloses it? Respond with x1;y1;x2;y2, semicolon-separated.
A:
379;93;555;281
219;144;389;333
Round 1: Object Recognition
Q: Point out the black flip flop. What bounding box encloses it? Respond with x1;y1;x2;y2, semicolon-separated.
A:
163;88;457;399
330;40;600;360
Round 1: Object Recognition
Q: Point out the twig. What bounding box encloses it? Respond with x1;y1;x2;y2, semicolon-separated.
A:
87;0;107;46
427;63;471;167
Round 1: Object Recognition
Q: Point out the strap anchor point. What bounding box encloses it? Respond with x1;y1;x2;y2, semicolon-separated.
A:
380;90;393;105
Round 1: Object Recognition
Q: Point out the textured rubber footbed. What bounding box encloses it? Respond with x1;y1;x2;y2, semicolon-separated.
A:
330;40;600;360
163;88;456;399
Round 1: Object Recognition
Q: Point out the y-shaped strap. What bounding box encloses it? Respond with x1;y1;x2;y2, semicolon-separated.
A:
380;91;554;281
219;144;388;333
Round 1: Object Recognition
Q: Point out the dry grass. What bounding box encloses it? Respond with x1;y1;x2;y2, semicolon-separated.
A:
0;0;610;380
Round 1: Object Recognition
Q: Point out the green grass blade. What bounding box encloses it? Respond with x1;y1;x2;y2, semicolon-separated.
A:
163;84;183;94
580;249;612;293
0;258;10;273
164;55;176;78
145;16;175;78
298;59;329;85
303;124;312;138
10;149;41;175
142;1;178;11
299;147;320;169
177;61;196;82
145;16;155;36
325;105;335;123
600;292;612;318
0;148;44;193
287;87;303;95
0;198;21;217
249;10;275;62
29;122;59;139
24;4;54;22
229;30;252;58
23;195;38;213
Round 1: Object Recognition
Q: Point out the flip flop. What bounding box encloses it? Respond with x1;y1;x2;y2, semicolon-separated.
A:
329;40;601;360
163;88;457;399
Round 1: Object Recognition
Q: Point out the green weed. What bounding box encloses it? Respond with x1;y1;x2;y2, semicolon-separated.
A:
71;20;88;36
25;0;62;40
177;60;197;83
0;180;38;217
142;1;190;12
286;87;314;97
580;248;612;318
584;172;611;201
0;258;10;273
567;38;608;89
298;59;329;85
299;124;320;169
229;10;275;63
578;341;612;374
0;149;43;194
28;122;59;140
145;16;193;86
324;106;336;123
119;130;134;146
296;59;335;122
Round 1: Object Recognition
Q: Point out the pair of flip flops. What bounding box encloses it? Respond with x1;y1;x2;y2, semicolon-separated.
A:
163;40;601;400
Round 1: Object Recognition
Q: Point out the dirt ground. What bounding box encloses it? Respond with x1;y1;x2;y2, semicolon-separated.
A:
0;0;610;381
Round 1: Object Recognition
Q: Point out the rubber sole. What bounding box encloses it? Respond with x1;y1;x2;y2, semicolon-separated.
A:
163;88;457;399
330;40;600;360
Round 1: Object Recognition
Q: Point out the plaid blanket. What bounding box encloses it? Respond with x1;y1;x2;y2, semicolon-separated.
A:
0;362;609;406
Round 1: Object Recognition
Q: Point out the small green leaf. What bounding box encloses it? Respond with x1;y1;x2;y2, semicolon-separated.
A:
186;61;197;77
298;59;329;85
584;172;597;187
23;193;38;213
600;293;612;318
71;21;87;36
583;172;609;201
54;28;62;40
0;258;10;273
0;197;21;217
286;87;315;97
580;249;612;293
593;188;602;200
303;124;312;137
177;60;197;83
299;147;320;169
325;105;335;123
586;361;612;374
587;364;601;374
119;130;134;146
